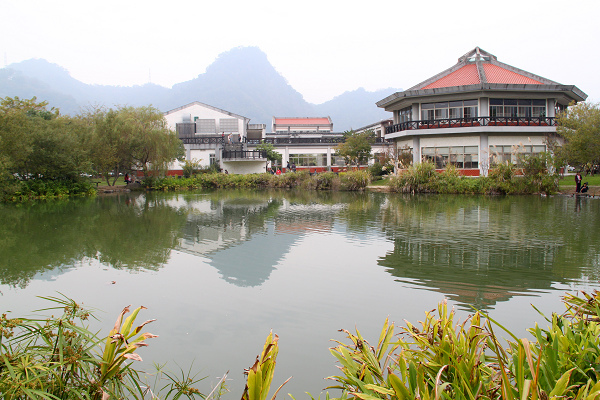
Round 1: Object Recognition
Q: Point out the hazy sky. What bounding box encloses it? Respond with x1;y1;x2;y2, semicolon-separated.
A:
1;0;598;104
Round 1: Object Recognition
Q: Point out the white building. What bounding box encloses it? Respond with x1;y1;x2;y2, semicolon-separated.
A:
164;102;267;174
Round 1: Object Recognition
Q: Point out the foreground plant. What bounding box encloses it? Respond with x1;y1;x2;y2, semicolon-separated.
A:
0;294;208;399
326;292;600;400
241;331;291;400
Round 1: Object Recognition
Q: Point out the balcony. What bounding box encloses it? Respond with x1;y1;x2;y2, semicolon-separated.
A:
386;116;557;134
222;150;267;161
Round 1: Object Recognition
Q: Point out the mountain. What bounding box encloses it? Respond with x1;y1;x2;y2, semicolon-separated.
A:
0;47;400;131
317;87;398;131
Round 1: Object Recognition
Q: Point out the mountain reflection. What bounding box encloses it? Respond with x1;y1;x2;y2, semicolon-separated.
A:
377;195;600;310
173;190;341;286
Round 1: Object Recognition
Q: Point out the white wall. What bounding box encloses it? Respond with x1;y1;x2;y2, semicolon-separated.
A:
164;103;247;135
222;161;266;175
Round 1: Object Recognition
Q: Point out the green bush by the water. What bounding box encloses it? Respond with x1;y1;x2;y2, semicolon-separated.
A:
1;178;96;202
389;159;559;195
149;171;371;192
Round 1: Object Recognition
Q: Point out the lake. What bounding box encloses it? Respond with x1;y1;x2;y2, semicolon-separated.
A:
1;190;599;398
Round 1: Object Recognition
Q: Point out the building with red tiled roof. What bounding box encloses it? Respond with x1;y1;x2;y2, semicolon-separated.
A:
377;47;587;175
272;116;333;133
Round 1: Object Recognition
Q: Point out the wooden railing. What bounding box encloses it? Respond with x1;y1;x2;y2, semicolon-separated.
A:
222;150;267;160
386;116;556;134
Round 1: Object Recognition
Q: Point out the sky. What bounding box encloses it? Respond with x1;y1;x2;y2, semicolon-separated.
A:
1;0;599;105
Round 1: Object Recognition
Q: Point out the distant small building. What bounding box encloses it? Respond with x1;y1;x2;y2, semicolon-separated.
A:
272;117;333;133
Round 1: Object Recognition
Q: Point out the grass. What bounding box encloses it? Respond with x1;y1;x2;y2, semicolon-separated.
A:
368;177;393;186
558;174;600;187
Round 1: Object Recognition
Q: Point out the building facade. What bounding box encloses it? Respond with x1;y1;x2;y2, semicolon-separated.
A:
164;101;267;174
377;48;587;175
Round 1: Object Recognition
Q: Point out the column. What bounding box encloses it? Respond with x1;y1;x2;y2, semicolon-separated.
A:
412;137;421;165
479;133;489;177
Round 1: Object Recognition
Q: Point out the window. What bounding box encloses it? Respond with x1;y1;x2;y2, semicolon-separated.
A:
219;118;239;132
398;107;412;124
490;99;546;118
196;119;216;134
422;146;479;169
489;144;546;165
209;154;216;165
421;100;478;121
289;154;328;167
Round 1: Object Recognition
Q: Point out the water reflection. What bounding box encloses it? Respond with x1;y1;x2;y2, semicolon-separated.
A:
1;191;599;311
377;195;600;309
0;194;187;287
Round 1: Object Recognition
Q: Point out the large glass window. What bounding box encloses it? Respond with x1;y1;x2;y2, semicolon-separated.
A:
422;146;479;169
489;145;546;165
289;154;328;167
398;107;412;124
421;100;478;121
490;99;546;118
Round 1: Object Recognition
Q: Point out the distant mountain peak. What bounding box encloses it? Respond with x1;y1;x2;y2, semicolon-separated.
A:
1;48;399;130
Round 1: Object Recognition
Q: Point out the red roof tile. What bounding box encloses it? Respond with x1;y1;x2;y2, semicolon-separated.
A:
483;64;541;84
275;118;330;125
422;64;480;89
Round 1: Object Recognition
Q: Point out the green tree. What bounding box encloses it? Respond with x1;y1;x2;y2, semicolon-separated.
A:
256;142;282;167
556;102;600;174
87;106;184;185
334;130;374;168
0;96;91;182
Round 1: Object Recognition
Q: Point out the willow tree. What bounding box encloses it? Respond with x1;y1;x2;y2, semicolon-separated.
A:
88;106;184;185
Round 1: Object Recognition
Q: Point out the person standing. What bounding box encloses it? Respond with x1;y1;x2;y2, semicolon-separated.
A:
575;172;582;193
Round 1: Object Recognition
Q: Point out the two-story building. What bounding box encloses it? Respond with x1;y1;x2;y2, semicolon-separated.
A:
377;47;587;175
164;101;268;174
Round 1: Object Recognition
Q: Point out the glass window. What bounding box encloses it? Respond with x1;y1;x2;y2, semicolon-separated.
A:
420;100;478;121
490;99;546;119
422;146;478;169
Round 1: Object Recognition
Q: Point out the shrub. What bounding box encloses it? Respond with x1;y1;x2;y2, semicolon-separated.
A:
339;170;370;191
390;161;437;193
313;172;338;190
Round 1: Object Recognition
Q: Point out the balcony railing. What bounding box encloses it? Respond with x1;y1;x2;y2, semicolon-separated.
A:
180;136;225;145
247;137;389;145
386;116;556;134
222;150;267;160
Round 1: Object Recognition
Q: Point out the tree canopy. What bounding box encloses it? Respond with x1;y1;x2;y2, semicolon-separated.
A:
334;130;374;167
256;142;282;164
0;97;185;198
556;102;600;173
87;106;184;185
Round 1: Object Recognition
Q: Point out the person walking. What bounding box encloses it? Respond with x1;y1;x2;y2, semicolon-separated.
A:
575;172;582;193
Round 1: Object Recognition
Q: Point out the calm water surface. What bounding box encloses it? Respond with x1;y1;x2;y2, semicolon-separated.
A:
1;190;599;397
